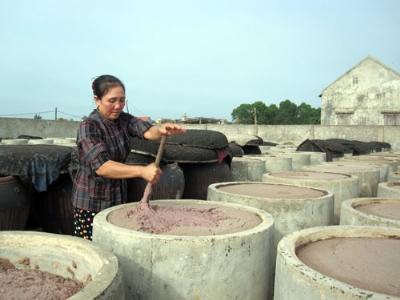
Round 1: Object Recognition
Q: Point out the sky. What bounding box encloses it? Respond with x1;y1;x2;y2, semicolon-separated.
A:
0;0;399;121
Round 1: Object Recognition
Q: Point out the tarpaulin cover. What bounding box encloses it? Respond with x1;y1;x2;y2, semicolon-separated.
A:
127;129;231;163
0;145;72;192
164;129;228;149
297;139;391;161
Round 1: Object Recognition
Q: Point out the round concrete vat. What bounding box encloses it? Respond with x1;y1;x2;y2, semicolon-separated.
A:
93;200;275;300
226;134;259;147
340;198;400;228
297;151;327;165
207;182;334;249
57;142;77;148
1;139;28;145
49;137;70;144
51;138;77;147
262;171;359;224
245;154;293;172
274;226;400;300
280;147;298;152
342;159;391;182
259;145;271;153
343;153;353;159
388;171;400;182
367;154;400;168
377;181;400;198
246;154;293;173
303;162;380;197
231;157;266;181
369;152;400;159
266;147;289;154
275;144;288;149
348;155;399;172
0;231;123;300
332;156;343;161
28;138;54;145
272;152;311;171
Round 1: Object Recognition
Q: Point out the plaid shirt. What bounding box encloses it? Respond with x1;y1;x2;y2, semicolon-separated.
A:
71;109;152;212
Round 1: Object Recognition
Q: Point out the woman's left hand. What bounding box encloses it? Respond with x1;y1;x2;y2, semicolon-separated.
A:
160;123;186;136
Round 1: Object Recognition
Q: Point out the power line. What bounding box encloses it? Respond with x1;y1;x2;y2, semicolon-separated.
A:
0;110;53;117
0;106;147;120
127;103;147;116
58;110;83;119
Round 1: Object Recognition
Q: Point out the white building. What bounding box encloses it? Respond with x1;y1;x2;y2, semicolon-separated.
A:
320;56;400;125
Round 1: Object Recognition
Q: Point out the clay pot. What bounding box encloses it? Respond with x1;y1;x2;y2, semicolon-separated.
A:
127;163;185;202
0;176;31;230
33;174;74;235
179;161;232;200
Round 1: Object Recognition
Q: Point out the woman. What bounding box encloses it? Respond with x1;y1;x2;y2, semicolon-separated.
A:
72;74;185;240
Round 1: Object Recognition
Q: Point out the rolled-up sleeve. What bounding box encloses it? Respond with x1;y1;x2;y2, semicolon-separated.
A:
127;115;153;138
78;120;110;171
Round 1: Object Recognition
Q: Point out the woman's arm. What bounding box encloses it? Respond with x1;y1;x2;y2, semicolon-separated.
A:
95;160;161;184
95;123;184;182
144;123;186;140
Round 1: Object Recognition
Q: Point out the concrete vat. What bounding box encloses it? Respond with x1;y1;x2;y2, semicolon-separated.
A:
93;200;275;300
304;162;380;197
363;154;400;170
44;137;77;147
369;152;400;159
0;231;123;299
245;154;293;173
297;151;327;165
231;157;266;181
340;197;400;228
274;226;400;300
377;181;400;198
28;138;54;145
207;182;334;248
259;145;271;153
225;134;259;147
271;152;311;171
1;139;28;145
388;171;400;182
341;159;390;182
262;171;359;224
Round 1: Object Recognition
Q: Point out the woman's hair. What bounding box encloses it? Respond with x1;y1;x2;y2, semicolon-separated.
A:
92;75;125;98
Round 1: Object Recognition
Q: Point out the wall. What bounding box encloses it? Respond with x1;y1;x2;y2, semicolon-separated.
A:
0;118;79;138
2;117;400;149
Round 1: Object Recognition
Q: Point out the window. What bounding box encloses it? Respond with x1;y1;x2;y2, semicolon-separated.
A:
383;113;400;125
336;113;353;125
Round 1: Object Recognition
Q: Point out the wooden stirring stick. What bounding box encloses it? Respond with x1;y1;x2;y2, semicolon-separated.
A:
138;135;167;209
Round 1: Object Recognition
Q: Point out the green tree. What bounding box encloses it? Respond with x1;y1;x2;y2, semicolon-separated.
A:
231;99;321;124
264;104;279;124
231;101;274;124
276;99;298;124
231;103;255;124
297;103;321;124
252;101;270;124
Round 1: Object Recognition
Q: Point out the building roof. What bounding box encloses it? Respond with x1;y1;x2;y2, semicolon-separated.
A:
319;56;400;97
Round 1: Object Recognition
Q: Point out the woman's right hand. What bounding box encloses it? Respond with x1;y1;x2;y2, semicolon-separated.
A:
142;163;162;184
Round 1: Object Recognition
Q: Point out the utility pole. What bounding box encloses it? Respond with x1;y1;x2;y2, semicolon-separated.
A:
253;107;257;125
55;107;57;120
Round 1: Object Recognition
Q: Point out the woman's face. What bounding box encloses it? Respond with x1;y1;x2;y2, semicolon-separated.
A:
95;85;126;120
